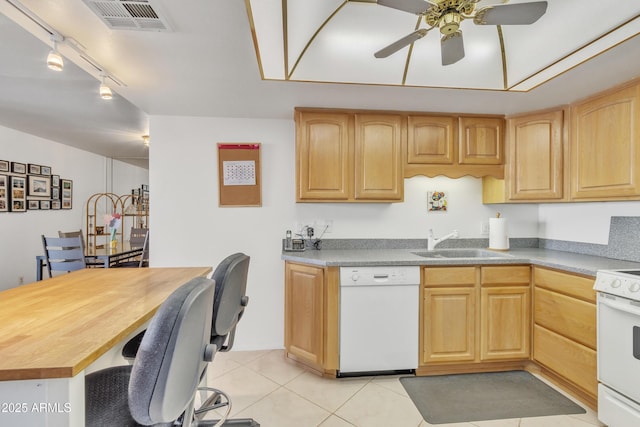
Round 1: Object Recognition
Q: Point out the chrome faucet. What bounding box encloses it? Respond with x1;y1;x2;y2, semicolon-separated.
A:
427;229;459;251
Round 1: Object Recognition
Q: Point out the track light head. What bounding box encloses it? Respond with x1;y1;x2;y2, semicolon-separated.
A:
47;35;64;71
99;75;113;100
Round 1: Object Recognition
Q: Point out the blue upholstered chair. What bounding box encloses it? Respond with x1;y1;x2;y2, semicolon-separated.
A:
85;277;216;427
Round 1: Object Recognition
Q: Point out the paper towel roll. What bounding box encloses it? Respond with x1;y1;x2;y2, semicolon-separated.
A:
489;217;509;250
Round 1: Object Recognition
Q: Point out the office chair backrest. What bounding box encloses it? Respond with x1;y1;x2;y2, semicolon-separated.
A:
42;235;86;278
128;277;215;425
210;253;250;351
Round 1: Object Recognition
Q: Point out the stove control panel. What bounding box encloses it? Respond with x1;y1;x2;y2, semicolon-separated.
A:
595;270;640;300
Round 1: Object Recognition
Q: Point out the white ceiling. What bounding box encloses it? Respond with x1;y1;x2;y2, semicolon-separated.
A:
1;0;640;170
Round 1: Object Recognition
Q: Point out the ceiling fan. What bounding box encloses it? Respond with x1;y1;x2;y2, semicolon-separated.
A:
375;0;548;65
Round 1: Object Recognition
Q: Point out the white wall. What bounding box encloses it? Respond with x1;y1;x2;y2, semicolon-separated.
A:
149;115;539;351
539;201;640;244
0;125;148;290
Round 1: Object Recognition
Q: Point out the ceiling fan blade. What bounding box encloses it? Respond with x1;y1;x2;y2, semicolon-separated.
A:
474;1;548;25
375;28;429;58
377;0;432;15
441;31;464;66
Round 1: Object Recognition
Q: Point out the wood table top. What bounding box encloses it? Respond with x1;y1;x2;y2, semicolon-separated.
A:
0;267;212;381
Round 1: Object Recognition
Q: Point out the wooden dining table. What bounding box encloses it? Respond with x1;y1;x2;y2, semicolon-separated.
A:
0;266;212;427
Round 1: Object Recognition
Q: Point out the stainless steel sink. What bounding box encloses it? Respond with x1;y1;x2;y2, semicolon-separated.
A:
411;249;512;259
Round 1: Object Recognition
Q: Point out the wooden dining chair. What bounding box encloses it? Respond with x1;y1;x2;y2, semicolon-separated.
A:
41;235;86;278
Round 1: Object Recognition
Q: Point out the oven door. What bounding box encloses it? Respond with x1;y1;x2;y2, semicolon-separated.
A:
598;293;640;402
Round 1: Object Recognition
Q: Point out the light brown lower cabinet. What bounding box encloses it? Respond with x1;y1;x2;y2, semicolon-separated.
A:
283;260;598;408
532;266;597;405
420;265;531;369
284;262;339;376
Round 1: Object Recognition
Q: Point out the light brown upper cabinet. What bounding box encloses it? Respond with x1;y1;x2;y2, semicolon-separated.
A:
570;82;640;200
405;115;504;179
459;117;504;165
406;115;456;165
353;114;404;201
296;111;351;201
483;109;566;203
295;109;403;202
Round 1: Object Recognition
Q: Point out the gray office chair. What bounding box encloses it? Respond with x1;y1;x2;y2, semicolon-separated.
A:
41;235;86;278
193;253;258;426
85;277;216;427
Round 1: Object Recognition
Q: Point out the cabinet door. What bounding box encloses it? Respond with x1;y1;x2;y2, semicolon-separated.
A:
480;287;530;360
284;263;324;367
422;287;476;363
508;110;565;200
407;115;455;164
354;114;403;201
571;83;640;199
296;112;351;201
459;117;504;165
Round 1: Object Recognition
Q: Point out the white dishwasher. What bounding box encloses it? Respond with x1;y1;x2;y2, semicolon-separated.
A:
339;266;420;376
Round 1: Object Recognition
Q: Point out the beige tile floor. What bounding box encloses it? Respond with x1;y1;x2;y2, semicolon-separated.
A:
199;349;604;427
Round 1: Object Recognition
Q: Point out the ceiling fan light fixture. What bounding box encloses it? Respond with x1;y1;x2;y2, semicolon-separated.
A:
439;11;461;35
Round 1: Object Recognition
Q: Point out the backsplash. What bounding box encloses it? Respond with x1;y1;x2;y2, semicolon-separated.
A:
296;216;640;263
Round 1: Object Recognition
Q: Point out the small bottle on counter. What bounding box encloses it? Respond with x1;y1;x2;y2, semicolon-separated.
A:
285;230;292;250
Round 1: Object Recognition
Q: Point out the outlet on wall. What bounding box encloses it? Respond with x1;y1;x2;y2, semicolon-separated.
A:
314;219;333;234
480;222;490;235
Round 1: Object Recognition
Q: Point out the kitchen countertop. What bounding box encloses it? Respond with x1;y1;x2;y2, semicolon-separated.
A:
282;247;640;277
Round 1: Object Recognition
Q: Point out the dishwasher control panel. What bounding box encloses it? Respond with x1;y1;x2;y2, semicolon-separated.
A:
339;266;420;286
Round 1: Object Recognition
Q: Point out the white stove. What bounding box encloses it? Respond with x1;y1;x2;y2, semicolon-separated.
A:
594;269;640;299
594;269;640;427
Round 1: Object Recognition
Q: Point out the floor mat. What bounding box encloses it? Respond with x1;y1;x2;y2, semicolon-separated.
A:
400;371;586;424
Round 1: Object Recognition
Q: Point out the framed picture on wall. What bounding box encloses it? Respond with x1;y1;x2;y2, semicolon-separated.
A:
0;160;9;173
51;200;61;210
52;187;60;200
10;176;26;212
40;200;51;210
61;179;73;209
0;174;8;212
28;164;41;174
28;200;40;210
51;175;60;187
11;162;26;174
27;175;52;198
40;166;52;176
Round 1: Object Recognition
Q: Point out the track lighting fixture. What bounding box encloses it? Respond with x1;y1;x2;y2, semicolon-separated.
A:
99;75;113;100
142;135;150;147
47;35;64;71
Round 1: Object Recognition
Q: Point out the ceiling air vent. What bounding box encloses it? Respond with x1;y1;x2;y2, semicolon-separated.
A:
82;0;171;31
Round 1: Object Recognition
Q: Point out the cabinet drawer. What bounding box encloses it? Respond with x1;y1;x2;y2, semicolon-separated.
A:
533;325;597;397
424;267;476;287
534;287;596;349
481;266;530;286
534;267;596;303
